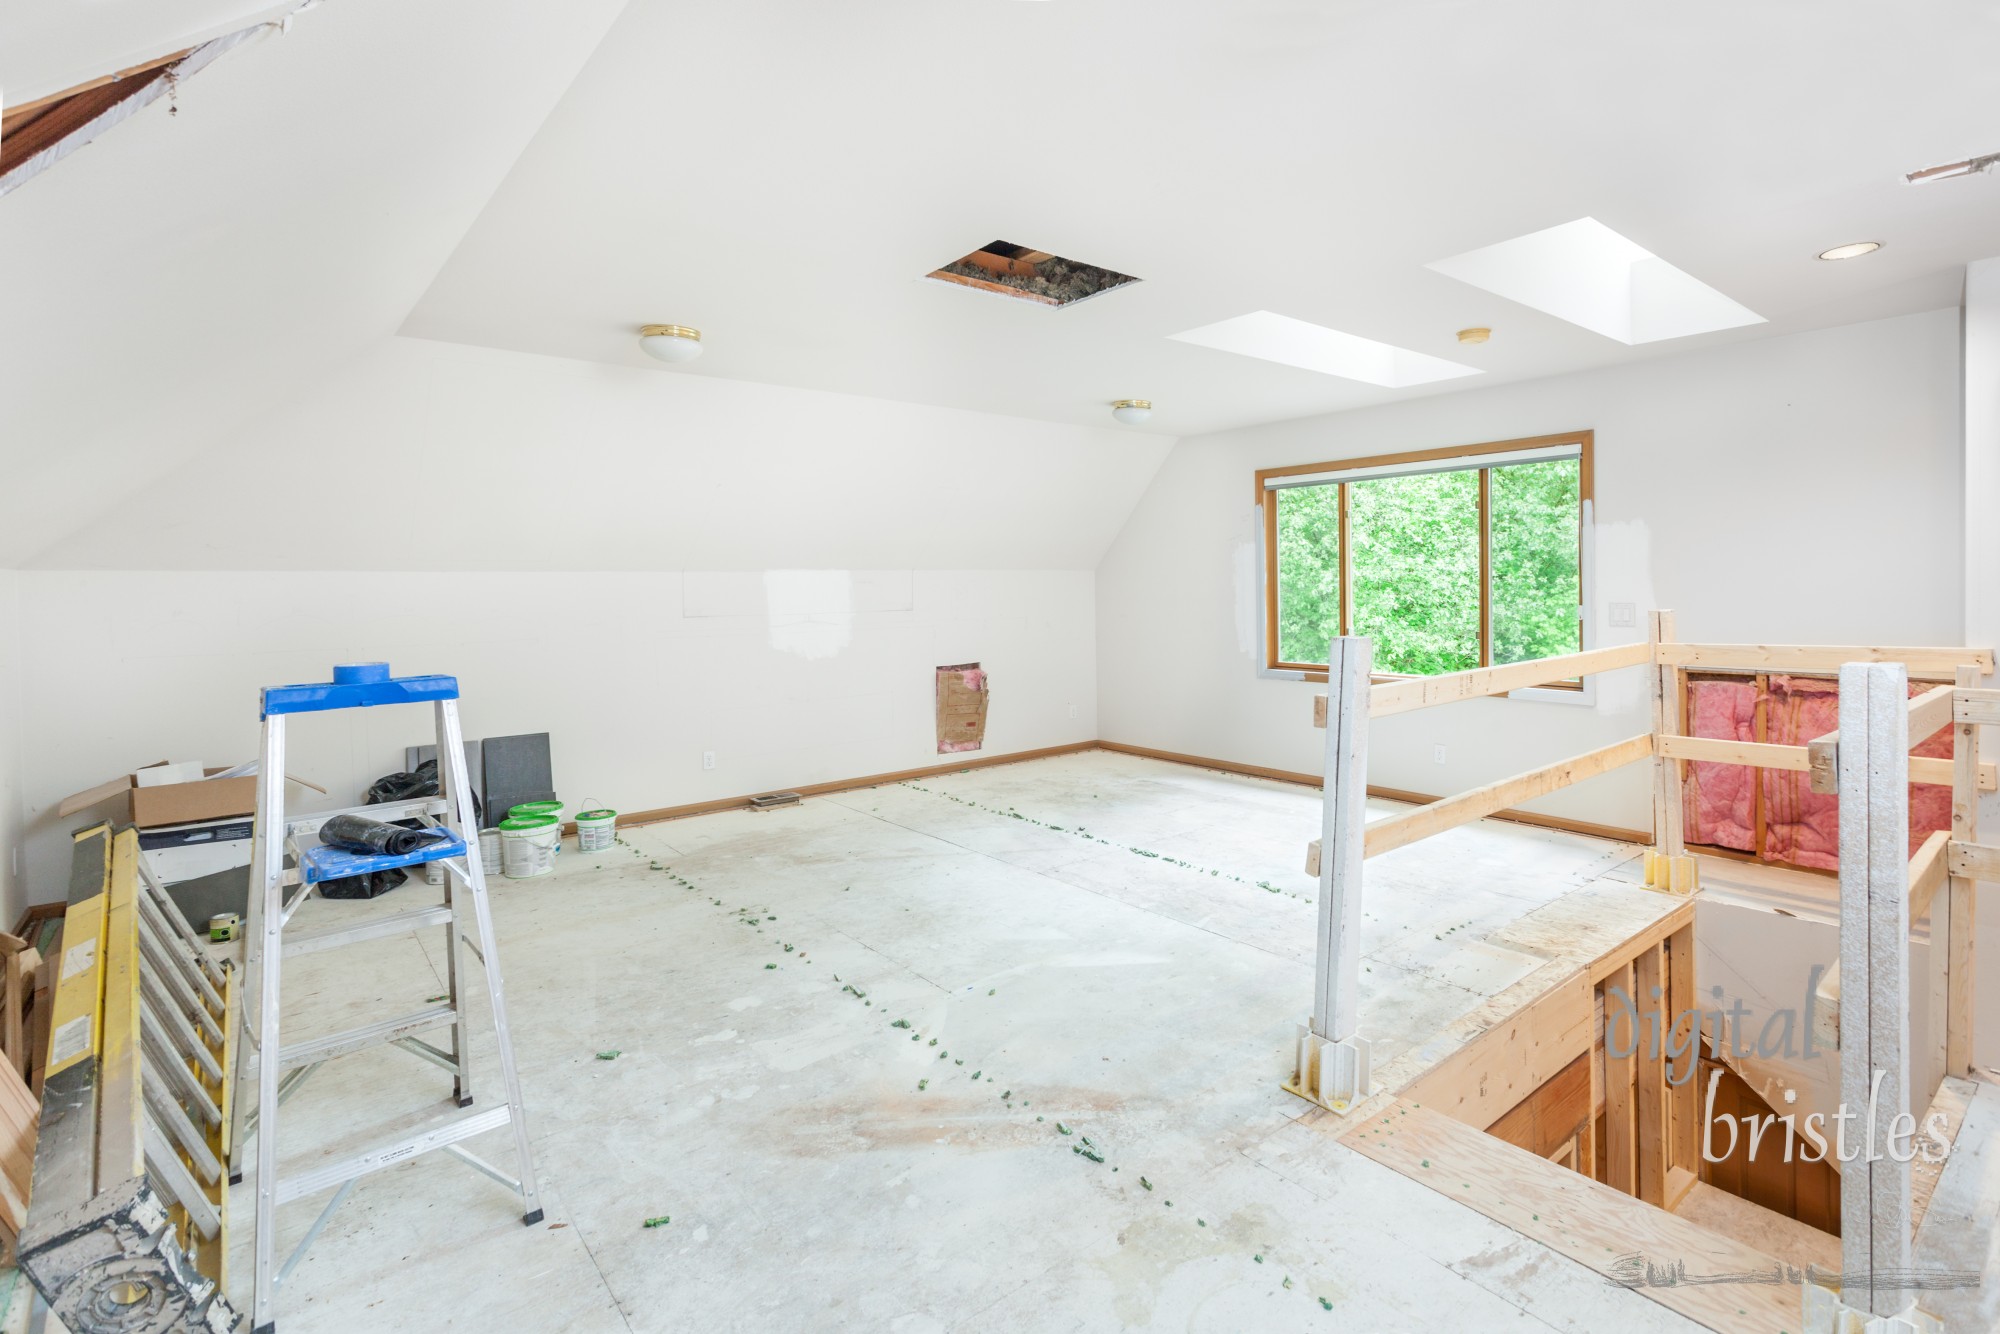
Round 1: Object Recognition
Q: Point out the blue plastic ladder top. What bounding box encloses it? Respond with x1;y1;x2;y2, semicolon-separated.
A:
261;662;458;719
298;830;467;886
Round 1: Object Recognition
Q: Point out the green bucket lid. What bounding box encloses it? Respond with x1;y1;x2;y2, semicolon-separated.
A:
575;809;616;821
498;814;559;832
510;800;561;815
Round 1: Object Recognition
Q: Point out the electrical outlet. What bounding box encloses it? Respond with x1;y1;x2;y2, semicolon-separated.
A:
1433;744;1447;765
1608;601;1636;629
702;751;716;771
1067;701;1077;719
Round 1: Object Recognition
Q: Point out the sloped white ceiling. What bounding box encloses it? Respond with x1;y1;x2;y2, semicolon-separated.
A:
26;337;1174;570
399;0;2000;438
0;0;627;566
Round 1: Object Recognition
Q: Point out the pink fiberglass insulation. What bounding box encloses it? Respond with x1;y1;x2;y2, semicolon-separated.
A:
1758;676;1951;871
1682;679;1758;852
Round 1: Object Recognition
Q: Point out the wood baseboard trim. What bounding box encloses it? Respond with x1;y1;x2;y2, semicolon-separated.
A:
614;741;1099;829
1094;740;1321;788
1096;740;1647;845
609;737;1647;847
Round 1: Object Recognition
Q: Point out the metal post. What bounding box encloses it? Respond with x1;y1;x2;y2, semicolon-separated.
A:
1836;661;1913;1318
1297;635;1372;1108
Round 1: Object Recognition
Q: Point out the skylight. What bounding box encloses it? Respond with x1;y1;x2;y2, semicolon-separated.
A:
1424;218;1763;345
1167;311;1481;388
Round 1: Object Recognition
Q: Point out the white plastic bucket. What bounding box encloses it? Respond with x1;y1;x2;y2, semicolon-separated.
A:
478;827;503;870
499;815;559;879
575;807;617;853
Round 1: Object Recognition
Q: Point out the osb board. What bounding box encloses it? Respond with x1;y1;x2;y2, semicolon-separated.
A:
1342;1101;1800;1334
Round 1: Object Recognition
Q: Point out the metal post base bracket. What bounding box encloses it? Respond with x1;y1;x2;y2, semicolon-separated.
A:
1802;1281;1942;1334
17;1179;240;1334
1284;1026;1371;1112
1643;849;1700;896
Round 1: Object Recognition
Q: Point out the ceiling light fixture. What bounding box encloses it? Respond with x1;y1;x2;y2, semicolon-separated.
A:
1817;241;1882;261
638;324;702;363
1456;327;1491;345
1906;152;2000;185
1111;399;1152;426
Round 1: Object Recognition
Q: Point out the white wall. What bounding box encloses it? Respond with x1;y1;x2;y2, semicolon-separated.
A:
5;335;1158;905
13;568;1097;898
25;337;1173;572
1097;308;1965;831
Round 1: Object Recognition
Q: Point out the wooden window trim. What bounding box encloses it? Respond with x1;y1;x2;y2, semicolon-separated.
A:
1257;431;1594;683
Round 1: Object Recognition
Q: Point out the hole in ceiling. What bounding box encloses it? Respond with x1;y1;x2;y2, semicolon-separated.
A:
925;241;1140;308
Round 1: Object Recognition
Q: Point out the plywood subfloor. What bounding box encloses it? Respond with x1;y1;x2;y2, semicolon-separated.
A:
223;750;1728;1331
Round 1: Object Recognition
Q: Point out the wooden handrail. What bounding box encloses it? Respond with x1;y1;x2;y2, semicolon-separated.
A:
1362;733;1653;860
1312;642;1652;727
1653;643;1993;677
1655;733;1995;792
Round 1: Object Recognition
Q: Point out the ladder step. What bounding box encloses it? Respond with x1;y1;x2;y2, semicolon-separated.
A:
274;1105;512;1206
294;831;468;886
279;1005;457;1071
283;905;453;958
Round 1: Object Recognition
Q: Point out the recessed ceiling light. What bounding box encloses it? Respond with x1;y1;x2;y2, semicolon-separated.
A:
1906;152;2000;185
639;324;702;363
1168;311;1479;388
1426;218;1763;345
1817;241;1881;261
1110;399;1152;426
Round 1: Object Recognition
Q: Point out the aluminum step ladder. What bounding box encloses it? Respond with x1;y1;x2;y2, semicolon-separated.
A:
235;663;541;1334
16;823;243;1332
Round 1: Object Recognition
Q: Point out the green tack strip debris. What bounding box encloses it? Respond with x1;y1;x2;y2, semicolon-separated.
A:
643;1216;670;1229
595;1051;620;1061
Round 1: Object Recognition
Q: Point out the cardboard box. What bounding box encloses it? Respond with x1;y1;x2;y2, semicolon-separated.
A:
58;763;324;829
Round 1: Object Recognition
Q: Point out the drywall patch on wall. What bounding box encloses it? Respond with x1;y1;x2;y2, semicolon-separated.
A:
764;570;857;661
937;664;989;754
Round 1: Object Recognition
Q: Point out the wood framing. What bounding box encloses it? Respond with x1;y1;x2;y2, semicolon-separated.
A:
1660;732;1996;792
1256;431;1591;676
1359;733;1651;861
1342;1101;1800;1333
1947;666;1979;1078
1649;611;1686;858
1656;642;1993;677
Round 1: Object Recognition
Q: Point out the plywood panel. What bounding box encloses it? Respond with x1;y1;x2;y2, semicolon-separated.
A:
1405;970;1591;1131
1342;1101;1802;1334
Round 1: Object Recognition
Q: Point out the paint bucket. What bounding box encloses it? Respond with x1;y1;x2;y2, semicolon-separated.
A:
509;801;564;855
499;814;559;879
478;827;503;870
574;807;617;853
423;859;445;886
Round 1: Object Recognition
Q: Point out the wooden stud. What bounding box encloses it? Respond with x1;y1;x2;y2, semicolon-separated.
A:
1603;964;1637;1197
1948;665;1979;1078
1649;611;1687;857
1659;732;1991;792
1363;642;1650;719
1361;734;1652;860
1634;944;1669;1206
1836;661;1913;1317
1656;642;1992;676
1666;923;1698;1179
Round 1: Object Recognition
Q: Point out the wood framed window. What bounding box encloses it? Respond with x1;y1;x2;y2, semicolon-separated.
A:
1256;432;1593;684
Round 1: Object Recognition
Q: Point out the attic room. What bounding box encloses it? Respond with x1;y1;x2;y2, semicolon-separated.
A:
2;2;1999;1332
